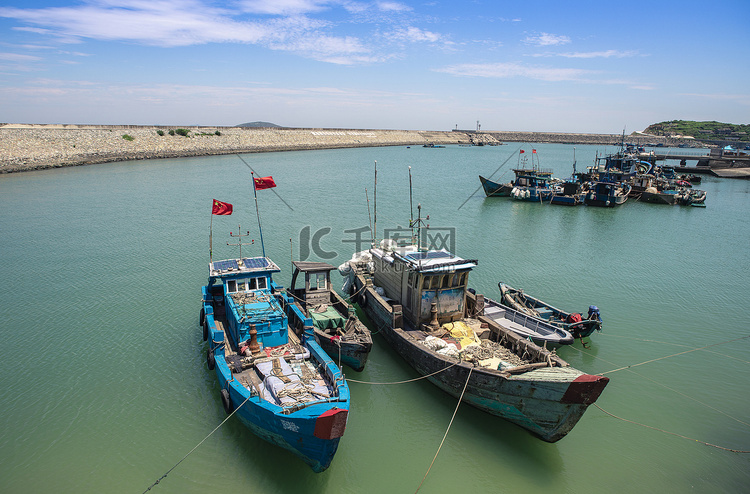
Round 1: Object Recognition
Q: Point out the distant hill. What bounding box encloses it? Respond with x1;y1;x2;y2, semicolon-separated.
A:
236;121;283;128
643;120;749;142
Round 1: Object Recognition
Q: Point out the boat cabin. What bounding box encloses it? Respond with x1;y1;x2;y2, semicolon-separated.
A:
369;248;477;328
207;257;287;349
290;261;335;309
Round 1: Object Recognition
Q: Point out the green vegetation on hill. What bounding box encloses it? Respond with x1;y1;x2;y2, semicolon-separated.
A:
643;120;750;142
237;121;283;128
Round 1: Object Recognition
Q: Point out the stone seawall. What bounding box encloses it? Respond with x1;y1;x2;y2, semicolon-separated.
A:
0;124;689;174
0;125;470;173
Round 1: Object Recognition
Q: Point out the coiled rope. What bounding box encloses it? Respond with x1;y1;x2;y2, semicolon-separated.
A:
415;366;474;493
142;395;250;493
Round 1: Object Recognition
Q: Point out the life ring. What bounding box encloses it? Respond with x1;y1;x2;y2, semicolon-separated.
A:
202;319;208;341
207;348;215;370
220;388;233;414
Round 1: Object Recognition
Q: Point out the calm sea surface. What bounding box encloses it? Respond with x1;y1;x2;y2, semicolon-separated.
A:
1;143;748;493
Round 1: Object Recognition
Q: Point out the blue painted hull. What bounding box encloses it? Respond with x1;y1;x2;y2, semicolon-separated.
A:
479;175;512;197
201;262;350;473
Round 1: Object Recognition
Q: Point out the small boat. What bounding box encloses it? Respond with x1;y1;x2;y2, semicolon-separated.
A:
479;175;513;197
583;181;631;207
482;296;574;345
640;187;681;205
550;181;585;206
288;261;372;372
498;282;602;339
678;174;701;184
677;188;707;207
201;255;350;472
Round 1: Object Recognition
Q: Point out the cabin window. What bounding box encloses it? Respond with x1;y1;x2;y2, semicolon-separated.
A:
227;280;237;292
247;278;257;290
441;275;450;289
257;277;267;290
311;273;327;290
451;273;461;287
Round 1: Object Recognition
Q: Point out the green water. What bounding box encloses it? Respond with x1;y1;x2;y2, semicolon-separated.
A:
1;144;748;493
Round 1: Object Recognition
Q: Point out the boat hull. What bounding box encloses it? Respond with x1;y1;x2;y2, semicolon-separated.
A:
202;284;350;472
314;329;372;372
497;283;601;339
350;274;608;442
479;175;512;197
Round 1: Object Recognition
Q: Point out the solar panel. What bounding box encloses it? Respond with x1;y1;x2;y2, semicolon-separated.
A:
213;259;239;271
242;257;269;269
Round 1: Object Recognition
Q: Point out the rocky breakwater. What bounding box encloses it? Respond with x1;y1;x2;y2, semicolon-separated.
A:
0;124;470;173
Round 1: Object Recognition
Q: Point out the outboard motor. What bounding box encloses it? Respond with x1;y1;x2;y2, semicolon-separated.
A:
588;305;602;321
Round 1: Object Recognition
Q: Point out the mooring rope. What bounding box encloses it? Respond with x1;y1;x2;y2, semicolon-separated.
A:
142;395;251;493
347;360;462;385
593;404;750;453
599;335;750;375
415;366;474;493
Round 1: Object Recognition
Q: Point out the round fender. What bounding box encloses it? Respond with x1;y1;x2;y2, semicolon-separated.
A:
207;348;215;370
220;388;233;414
202;319;208;341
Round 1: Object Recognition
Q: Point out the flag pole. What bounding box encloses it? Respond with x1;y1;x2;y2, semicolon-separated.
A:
251;172;266;258
210;207;214;263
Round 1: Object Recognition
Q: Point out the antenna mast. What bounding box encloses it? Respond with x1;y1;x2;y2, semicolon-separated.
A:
227;225;253;260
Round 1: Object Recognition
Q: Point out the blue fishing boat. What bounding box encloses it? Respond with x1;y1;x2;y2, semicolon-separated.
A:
201;256;350;472
508;150;556;202
583;180;631;207
498;282;602;339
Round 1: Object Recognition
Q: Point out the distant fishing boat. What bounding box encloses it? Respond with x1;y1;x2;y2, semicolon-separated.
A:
498;282;602;340
288;261;372;372
479;174;513;197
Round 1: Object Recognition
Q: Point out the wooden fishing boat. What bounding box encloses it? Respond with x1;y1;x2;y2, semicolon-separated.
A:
482;296;574;345
344;241;608;442
639;186;681;205
288;261;372;372
479;175;513;197
497;282;602;339
509;166;556;202
200;256;350;472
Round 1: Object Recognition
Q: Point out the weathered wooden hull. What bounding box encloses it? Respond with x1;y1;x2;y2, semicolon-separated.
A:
314;328;372;372
351;273;608;442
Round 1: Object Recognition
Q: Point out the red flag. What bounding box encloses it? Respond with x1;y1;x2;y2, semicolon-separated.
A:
532;149;537;153
254;176;276;190
519;150;525;154
212;199;233;215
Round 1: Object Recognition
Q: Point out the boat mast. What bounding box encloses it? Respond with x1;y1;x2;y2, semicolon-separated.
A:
373;160;377;247
409;166;415;247
227;225;253;260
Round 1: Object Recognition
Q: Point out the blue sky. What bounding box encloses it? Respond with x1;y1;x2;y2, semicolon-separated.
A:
0;0;748;132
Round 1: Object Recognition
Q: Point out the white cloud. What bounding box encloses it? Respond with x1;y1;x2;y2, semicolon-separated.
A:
239;0;334;15
559;50;638;58
0;52;42;62
388;26;440;43
436;62;589;82
524;32;571;46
